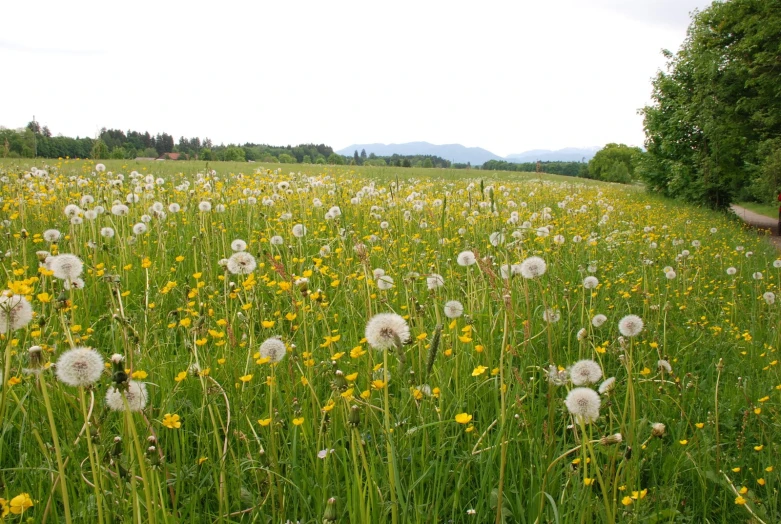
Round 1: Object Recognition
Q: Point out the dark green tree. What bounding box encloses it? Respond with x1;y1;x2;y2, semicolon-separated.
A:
641;0;781;208
587;144;642;183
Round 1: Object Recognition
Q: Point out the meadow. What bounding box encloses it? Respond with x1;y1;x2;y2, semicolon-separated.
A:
0;158;780;523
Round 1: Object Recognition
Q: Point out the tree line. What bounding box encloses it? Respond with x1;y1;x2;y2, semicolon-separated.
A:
0;123;337;164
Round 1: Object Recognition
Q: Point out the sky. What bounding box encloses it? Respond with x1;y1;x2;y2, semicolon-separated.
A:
1;0;712;157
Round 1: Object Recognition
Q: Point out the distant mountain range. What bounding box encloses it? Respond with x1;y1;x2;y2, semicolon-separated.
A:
336;142;600;165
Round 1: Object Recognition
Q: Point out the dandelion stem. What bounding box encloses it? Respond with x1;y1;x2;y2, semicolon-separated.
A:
39;371;73;524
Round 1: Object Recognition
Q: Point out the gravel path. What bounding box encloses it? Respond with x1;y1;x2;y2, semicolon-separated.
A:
730;204;781;250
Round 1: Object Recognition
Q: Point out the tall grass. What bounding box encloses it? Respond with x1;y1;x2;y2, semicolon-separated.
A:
0;158;779;522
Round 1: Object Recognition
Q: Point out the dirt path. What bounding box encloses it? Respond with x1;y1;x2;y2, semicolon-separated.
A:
730;204;781;250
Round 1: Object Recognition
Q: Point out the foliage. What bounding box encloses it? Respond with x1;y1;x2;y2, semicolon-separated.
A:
586;143;643;183
641;0;781;209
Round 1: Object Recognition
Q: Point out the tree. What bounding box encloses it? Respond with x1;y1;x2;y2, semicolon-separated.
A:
402;159;411;168
353;150;361;165
327;153;345;165
302;155;312;164
587;144;642;183
223;146;246;162
422;158;433;168
110;147;127;159
360;149;367;160
641;0;781;208
278;153;296;163
91;139;109;160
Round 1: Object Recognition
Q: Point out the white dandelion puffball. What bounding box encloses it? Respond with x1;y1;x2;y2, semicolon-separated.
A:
489;232;505;246
583;276;599;289
169;203;181;213
0;294;34;333
457;250;477;267
726;267;737;275
774;259;781;269
444;300;464;319
198;201;212;212
569;359;603;386
231;239;247;252
111;204;129;216
227;252;257;275
577;328;587;341
48;254;84;281
365;312;411;351
598;377;616;395
763;292;775;305
259;337;287;363
591;314;607;327
427;273;445;290
565;387;601;424
55;347;104;387
292;224;306;238
270;235;284;246
105;381;148;412
373;268;386;279
43;229;61;242
753;272;763;280
665;270;676;280
618;314;644;337
64;204;82;218
543;308;561;323
100;227;115;238
519;256;547;279
377;275;395;290
657;359;672;373
132;223;147;235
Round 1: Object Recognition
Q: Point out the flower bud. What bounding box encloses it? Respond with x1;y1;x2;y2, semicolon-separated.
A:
348;405;361;427
600;433;623;446
323;497;337;522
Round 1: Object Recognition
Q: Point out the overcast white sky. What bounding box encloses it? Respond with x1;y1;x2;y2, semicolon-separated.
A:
1;0;711;156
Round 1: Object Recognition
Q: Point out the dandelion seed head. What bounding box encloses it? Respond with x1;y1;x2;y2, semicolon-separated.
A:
0;294;34;333
426;273;445;290
618;314;644;337
457;251;477;267
444;300;464;319
598;377;616;395
55;347;104;387
259;337;287;363
519;256;547;279
227;252;257;275
365;313;410;351
565;387;601;424
570;359;603;386
105;381;148;412
43;229;61;242
49;254;84;281
583;276;599;289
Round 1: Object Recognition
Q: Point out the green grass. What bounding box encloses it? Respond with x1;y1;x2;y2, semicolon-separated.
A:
736;201;780;220
0;158;780;523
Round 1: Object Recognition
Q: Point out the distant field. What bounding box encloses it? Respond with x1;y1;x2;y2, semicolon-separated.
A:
0;158;779;523
0;157;610;186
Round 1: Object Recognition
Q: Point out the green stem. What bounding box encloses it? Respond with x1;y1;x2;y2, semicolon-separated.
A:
40;373;73;524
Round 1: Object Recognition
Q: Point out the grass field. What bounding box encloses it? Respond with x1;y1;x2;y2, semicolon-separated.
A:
1;158;780;523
